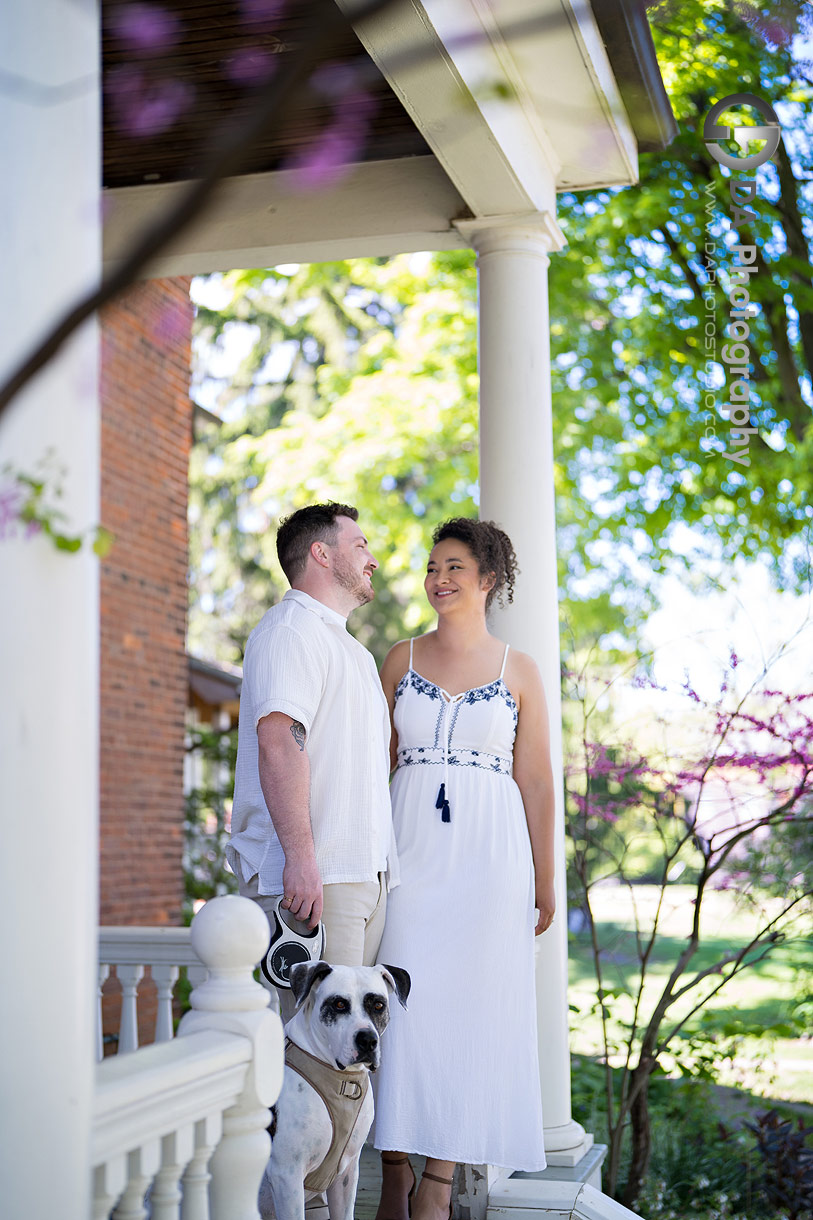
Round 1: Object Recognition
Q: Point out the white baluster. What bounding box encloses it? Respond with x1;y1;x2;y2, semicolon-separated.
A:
117;964;145;1054
152;1126;195;1220
97;963;110;1062
112;1141;160;1220
152;963;180;1043
181;1114;221;1220
178;896;284;1220
93;1155;127;1220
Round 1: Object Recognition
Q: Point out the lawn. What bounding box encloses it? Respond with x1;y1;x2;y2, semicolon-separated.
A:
567;883;813;1106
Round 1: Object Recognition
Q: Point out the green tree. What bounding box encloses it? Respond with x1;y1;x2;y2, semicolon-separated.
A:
190;252;479;664
565;649;813;1205
189;2;813;667
551;0;813;638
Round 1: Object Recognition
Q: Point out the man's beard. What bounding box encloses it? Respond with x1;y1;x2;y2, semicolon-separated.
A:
333;552;374;605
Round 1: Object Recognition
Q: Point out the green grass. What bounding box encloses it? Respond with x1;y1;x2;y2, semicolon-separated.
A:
568;884;813;1105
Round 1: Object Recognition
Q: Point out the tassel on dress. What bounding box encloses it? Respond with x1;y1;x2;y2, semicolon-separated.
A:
435;782;451;823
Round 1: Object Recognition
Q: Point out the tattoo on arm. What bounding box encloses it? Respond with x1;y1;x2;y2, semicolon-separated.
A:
290;721;306;752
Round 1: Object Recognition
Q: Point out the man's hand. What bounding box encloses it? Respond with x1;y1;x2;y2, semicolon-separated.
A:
281;853;324;929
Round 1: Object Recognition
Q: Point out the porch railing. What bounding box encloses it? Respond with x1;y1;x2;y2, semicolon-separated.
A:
92;895;283;1220
97;924;206;1059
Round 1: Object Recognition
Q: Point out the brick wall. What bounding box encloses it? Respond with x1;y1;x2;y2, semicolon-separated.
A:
99;277;193;930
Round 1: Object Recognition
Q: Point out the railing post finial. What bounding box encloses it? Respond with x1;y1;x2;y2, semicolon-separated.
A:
180;896;283;1220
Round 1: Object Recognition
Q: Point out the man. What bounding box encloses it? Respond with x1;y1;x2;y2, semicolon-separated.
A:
227;502;397;1021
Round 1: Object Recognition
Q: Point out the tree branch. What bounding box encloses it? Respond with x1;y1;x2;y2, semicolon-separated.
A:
0;1;592;418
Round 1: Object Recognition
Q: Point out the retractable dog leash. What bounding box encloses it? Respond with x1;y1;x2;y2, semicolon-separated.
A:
261;896;325;989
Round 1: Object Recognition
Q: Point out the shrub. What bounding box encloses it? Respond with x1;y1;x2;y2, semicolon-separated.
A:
747;1110;813;1220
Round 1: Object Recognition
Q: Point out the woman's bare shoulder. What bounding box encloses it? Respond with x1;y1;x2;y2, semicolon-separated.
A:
504;647;545;695
507;647;541;674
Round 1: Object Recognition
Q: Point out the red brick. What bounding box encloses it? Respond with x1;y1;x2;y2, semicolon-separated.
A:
99;277;193;934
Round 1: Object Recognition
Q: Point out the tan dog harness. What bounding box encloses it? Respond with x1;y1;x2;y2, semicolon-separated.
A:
284;1038;371;1192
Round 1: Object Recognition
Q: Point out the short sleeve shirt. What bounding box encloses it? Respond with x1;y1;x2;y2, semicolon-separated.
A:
228;589;397;894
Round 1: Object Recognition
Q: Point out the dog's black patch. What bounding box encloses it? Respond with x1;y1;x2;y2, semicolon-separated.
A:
380;964;411;1009
320;994;352;1025
363;992;390;1033
267;1105;277;1140
290;960;333;1007
342;1174;350;1189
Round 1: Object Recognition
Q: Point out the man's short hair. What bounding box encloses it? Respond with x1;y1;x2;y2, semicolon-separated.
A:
276;502;359;583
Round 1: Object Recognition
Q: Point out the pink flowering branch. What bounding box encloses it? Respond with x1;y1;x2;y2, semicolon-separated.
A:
0;0;398;417
564;642;813;1204
0;1;600;418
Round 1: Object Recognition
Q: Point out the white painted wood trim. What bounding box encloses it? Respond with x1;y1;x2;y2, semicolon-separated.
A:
2;3;101;1216
103;157;467;278
337;0;557;215
488;1178;644;1218
556;0;639;182
100;926;202;969
339;0;638;211
92;1030;248;1166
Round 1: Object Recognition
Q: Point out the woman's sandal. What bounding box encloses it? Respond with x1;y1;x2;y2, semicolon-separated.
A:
380;1153;416;1217
421;1170;454;1220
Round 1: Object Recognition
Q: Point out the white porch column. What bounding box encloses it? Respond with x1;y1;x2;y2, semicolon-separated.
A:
1;2;101;1217
456;215;591;1165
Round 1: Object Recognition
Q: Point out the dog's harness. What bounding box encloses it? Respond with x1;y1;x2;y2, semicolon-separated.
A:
284;1038;370;1192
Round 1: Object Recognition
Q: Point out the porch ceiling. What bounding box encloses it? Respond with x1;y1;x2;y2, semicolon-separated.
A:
101;0;676;275
102;0;430;189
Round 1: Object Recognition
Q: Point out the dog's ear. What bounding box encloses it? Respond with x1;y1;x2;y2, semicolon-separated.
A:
379;964;411;1010
290;960;333;1008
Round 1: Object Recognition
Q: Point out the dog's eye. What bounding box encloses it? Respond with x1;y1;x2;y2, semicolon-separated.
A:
333;999;348;1011
373;1000;385;1011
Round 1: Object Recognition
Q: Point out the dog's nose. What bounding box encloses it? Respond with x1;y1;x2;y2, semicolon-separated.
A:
355;1028;378;1054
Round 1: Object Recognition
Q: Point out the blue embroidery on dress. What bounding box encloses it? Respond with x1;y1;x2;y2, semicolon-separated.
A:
395;668;518;734
397;747;511;776
407;671;444;701
448;698;463;744
462;679;501;703
433;703;444;748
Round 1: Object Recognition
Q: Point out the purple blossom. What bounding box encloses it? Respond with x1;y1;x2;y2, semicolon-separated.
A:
153;299;191;345
110;3;181;53
106;66;193;138
287;92;376;190
682;674;701;703
0;481;25;540
733;2;794;48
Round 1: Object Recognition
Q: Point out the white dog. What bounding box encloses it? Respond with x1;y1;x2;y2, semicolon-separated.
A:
258;960;411;1220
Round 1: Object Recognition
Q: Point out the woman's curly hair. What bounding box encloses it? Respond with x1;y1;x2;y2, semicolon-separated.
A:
431;518;518;611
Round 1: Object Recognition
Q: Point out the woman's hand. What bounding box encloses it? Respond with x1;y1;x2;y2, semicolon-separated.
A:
534;878;555;935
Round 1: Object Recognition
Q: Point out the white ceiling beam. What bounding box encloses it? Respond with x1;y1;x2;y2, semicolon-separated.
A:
102;157;468;278
510;0;639;190
338;0;639;213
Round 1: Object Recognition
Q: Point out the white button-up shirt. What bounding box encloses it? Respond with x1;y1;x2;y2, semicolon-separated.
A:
228;589;398;894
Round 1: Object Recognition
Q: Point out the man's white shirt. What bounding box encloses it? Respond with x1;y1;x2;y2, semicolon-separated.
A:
228;589;398;894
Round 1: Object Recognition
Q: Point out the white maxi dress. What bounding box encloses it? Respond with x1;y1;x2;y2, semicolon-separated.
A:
374;642;546;1170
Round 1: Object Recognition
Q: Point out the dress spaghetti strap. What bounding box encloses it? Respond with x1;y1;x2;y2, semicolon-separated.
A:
499;644;510;680
409;638;414;669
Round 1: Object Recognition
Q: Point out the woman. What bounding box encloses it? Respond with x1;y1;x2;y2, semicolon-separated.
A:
374;518;555;1220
